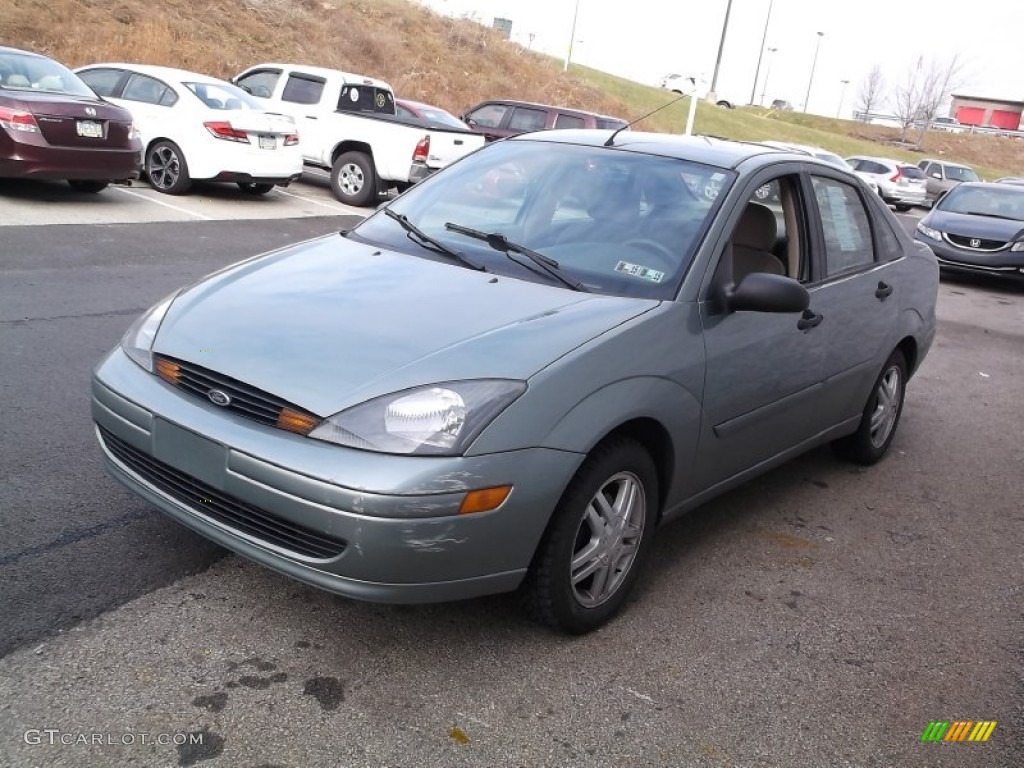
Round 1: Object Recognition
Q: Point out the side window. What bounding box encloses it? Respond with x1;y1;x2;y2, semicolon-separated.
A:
924;162;941;178
810;176;875;275
281;73;325;105
466;103;508;128
729;175;807;284
846;159;864;171
508;107;547;132
122;74;174;106
554;113;585;129
78;68;125;97
235;69;280;99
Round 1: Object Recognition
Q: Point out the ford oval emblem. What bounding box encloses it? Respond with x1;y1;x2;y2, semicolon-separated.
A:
207;389;231;407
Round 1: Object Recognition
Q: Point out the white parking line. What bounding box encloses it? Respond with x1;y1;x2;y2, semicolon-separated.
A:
114;187;213;221
274;187;354;214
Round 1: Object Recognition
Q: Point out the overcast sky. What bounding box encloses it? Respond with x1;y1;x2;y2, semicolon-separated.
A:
420;0;1020;117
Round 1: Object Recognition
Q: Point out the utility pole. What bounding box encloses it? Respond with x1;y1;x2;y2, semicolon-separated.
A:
802;31;824;113
837;79;850;118
563;0;580;72
749;0;774;105
759;47;777;106
709;0;735;101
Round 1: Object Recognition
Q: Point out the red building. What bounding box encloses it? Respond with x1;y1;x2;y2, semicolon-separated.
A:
949;94;1024;130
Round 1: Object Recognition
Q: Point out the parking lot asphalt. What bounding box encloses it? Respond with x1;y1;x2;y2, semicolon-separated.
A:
0;208;1021;767
0;169;360;226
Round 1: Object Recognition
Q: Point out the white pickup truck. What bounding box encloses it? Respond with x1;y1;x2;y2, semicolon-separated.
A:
233;63;485;206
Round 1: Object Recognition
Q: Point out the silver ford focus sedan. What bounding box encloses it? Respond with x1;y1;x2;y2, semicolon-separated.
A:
92;130;938;633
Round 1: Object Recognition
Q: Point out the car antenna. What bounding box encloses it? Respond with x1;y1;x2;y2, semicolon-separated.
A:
604;85;692;147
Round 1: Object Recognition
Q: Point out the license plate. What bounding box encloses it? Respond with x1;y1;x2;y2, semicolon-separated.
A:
76;120;103;138
258;135;276;150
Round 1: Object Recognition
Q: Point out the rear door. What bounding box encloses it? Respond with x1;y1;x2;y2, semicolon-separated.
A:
103;72;180;150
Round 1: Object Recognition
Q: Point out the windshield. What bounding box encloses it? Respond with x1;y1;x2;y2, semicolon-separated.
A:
416;107;467;129
938;185;1024;220
945;165;980;183
183;81;264;110
0;51;95;97
351;139;734;299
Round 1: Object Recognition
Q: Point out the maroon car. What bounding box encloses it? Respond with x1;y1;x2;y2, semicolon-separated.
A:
0;46;142;192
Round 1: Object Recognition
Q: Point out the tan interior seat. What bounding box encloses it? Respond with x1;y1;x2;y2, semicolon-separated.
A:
731;202;785;282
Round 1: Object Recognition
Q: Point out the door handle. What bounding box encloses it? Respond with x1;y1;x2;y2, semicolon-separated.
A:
305;115;318;120
875;281;893;300
797;309;823;331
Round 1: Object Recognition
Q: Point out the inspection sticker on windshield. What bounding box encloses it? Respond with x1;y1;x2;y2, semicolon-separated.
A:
615;261;665;283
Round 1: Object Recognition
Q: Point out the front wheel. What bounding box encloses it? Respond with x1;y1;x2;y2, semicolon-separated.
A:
67;180;108;193
330;151;377;206
832;349;907;465
237;182;275;195
894;203;911;212
521;437;659;634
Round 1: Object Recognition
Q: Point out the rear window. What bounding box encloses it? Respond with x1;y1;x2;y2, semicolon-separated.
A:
337;84;395;114
0;51;94;97
184;81;262;110
900;166;925;179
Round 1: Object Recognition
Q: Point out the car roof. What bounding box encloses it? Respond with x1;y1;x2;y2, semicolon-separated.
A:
77;62;229;86
468;98;624;121
512;129;832;169
0;45;51;59
239;63;391;90
920;157;972;169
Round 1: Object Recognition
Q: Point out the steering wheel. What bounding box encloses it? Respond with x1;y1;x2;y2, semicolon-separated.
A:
621;239;677;269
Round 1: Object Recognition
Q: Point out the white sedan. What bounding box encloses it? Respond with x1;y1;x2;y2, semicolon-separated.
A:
76;63;302;195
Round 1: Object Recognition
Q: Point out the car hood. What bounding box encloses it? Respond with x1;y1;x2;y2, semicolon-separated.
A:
927;209;1024;240
154;236;658;416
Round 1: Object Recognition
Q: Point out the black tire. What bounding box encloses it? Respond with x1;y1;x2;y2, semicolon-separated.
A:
67;180;108;193
237;182;275;195
716;100;734;109
894;204;911;212
521;437;659;634
146;140;192;195
330;151;377;206
832;349;907;465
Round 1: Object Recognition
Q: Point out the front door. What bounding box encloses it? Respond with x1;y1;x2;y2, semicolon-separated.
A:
695;171;829;487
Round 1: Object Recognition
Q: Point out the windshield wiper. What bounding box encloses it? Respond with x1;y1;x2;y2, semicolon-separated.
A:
444;222;588;292
383;208;485;271
962;210;1020;221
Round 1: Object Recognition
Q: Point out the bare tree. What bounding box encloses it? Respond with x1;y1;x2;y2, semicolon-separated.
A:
890;55;965;144
856;64;886;121
912;54;964;148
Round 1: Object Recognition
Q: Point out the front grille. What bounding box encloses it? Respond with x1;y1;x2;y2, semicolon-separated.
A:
100;427;347;560
944;233;1009;252
154;355;319;434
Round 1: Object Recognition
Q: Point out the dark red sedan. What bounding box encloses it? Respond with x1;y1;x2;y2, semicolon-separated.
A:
0;46;142;192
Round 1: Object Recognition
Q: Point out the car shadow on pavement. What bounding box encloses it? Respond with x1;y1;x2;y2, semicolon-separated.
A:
939;270;1024;295
0;177;131;202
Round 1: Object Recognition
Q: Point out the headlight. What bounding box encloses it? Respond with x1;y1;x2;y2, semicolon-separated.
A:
121;292;178;371
916;222;942;241
1012;241;1024;252
309;380;527;456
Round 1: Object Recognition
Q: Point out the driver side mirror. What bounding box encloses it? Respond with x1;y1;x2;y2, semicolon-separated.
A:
931;172;942;179
722;272;809;314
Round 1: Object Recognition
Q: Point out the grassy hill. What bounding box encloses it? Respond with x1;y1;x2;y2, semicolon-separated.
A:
4;0;1022;178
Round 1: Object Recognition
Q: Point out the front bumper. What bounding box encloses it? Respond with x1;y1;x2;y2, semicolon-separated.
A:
914;233;1024;279
91;348;583;603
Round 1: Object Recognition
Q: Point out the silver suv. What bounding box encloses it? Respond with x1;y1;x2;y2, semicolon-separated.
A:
846;156;927;211
917;158;980;205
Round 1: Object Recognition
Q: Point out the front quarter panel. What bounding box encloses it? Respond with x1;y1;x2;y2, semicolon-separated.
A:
470;301;705;510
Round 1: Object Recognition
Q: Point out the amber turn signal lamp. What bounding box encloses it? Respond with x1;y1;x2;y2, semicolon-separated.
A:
458;485;512;515
154;357;181;385
276;407;320;435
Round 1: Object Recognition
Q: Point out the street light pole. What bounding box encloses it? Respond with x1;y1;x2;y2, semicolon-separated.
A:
709;0;735;100
749;0;774;105
802;31;825;113
759;47;777;106
837;79;850;118
563;0;581;72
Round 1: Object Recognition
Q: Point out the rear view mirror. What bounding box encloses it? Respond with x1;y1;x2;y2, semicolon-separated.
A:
723;272;809;314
